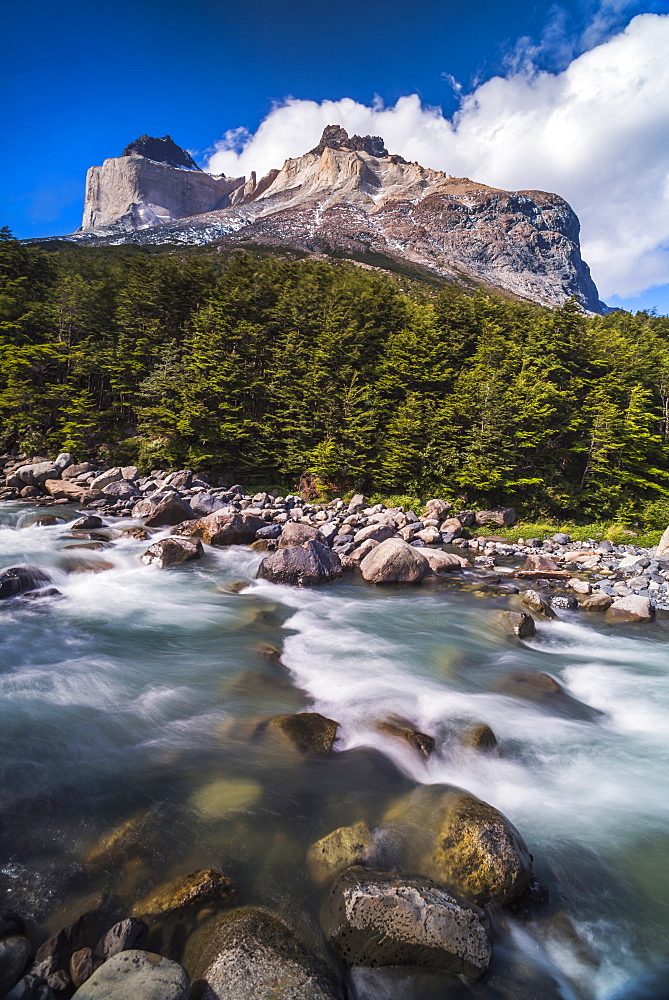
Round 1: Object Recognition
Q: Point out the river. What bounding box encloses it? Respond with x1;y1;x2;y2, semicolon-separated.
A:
1;502;668;999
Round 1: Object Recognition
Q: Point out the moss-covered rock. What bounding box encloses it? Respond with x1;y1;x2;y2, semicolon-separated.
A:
131;869;236;918
306;822;374;886
382;786;533;907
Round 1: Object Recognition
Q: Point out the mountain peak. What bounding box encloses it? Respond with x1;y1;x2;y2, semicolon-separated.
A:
122;134;199;170
309;124;389;158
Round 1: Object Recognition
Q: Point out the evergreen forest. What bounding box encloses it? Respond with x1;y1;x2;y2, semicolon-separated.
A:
2;226;669;524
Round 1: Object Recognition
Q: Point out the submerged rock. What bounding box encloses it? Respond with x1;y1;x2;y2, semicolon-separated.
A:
188;777;263;820
460;723;498;752
140;537;203;568
190;907;341;1000
72;951;188;999
322;867;491;979
306;822;375;886
131;869;236;918
495;669;599;720
359;537;429;584
383;786;533;907
256;541;342;586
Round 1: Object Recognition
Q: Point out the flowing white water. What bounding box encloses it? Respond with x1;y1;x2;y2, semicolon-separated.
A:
1;502;668;999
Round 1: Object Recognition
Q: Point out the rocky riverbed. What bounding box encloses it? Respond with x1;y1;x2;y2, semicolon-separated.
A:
1;455;669;999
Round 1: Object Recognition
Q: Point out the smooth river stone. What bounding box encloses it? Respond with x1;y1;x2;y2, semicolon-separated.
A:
72;951;188;999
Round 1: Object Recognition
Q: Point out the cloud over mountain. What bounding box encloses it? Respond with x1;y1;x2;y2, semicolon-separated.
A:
205;13;669;300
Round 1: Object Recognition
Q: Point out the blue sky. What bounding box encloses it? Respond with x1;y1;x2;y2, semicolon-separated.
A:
2;0;668;313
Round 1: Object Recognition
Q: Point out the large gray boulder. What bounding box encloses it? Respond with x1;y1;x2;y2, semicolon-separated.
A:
474;507;516;527
278;521;324;547
257;541;342;586
606;595;654;623
72;951;188;999
14;462;59;487
352;523;396;545
190;906;341;1000
102;480;139;501
189;492;228;517
131;493;195;527
323;867;491;979
140;537;203;568
359;537;429;584
422;549;468;574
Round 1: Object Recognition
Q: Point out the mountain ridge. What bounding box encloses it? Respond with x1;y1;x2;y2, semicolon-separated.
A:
62;128;606;312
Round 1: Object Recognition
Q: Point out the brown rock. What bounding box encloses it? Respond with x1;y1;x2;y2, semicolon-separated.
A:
359;537;429;584
261;712;339;755
581;593;614;611
131;869;236;918
522;589;557;618
498;610;536;639
140;537;203;568
278;521;323;547
376;718;435;757
70;947;101;989
461;723;498;751
516;553;569;579
43;480;103;504
174;511;264;545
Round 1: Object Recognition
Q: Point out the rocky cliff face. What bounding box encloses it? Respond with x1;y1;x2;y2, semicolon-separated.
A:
77;128;605;311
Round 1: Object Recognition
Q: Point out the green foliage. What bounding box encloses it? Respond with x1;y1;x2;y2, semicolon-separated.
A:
2;229;669;523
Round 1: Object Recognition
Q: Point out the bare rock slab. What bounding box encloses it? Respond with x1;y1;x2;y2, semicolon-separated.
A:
322;867;491;979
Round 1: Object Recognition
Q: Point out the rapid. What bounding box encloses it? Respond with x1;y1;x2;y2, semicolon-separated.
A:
1;502;668;999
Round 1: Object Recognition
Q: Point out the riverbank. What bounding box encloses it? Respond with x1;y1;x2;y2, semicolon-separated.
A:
1;471;669;998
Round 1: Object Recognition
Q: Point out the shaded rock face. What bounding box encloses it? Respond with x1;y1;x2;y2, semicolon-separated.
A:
75;127;604;312
176;511;264;546
122;135;199;170
256;540;342;586
190;907;341;1000
131;493;194;527
261;712;339;755
323;867;491;980
0;565;51;599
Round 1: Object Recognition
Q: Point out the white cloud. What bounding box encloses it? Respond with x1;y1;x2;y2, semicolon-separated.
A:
204;13;669;300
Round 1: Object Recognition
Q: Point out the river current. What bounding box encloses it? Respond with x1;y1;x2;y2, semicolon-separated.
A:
1;502;668;999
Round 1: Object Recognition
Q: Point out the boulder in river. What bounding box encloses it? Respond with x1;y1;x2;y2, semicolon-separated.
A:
581;593;614;611
383;786;533;907
132;493;195;527
176;511;264;545
131;869;236;918
190;906;341;1000
0;565;51;600
421;549;468;574
606;595;654;623
322;867;491;979
495;669;599;720
261;712;339;755
460;723;498;751
359;537;429;584
72;950;188;1000
306;822;375;886
497;610;536;639
376;718;435;758
522;589;557;619
256;540;342;586
140;537;203;569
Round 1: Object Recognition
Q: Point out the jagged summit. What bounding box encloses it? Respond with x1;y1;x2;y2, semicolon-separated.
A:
122;134;199;171
71;124;606;312
309;124;390;159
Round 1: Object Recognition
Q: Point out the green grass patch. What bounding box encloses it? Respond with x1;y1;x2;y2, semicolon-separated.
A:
472;520;663;549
